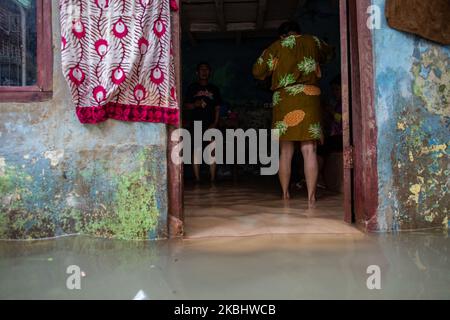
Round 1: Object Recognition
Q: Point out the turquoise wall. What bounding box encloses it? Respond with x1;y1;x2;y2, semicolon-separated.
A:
0;0;168;240
373;0;450;231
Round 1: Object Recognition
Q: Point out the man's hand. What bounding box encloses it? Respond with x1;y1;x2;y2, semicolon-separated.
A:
194;99;206;108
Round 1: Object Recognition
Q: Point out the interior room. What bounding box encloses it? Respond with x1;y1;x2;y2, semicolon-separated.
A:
180;0;356;238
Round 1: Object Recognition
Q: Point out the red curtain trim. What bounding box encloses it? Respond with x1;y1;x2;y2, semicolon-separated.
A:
76;103;179;125
170;0;179;11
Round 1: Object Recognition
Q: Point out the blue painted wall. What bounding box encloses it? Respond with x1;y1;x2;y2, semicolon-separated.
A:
0;0;168;240
373;0;450;231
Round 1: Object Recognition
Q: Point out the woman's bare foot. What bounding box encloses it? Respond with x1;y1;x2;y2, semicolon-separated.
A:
282;193;291;200
308;196;317;209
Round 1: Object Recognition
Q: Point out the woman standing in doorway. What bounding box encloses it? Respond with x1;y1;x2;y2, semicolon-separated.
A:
253;21;333;207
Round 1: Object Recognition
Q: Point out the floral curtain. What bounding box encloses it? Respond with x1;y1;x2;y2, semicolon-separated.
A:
60;0;179;125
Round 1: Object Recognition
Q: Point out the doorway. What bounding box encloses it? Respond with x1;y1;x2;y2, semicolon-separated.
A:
167;0;378;237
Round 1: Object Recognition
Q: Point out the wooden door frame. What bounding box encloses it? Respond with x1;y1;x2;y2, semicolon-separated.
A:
344;0;379;232
167;0;379;237
167;1;184;238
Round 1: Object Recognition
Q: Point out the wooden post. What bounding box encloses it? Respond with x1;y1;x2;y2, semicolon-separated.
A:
354;0;378;232
341;0;378;230
215;0;226;31
339;0;353;224
168;0;184;238
256;0;267;30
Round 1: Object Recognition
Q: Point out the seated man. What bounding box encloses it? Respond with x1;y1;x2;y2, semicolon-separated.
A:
184;62;222;183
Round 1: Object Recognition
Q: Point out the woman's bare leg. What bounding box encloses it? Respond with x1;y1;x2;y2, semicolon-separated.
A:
279;140;295;200
301;141;319;208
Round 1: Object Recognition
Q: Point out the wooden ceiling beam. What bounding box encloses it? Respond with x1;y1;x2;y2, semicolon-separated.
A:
190;23;221;32
256;0;267;30
189;20;287;32
191;29;278;40
181;11;198;46
214;0;226;31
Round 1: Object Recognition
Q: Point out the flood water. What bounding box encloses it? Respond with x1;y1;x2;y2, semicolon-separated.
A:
184;180;358;238
1;232;449;299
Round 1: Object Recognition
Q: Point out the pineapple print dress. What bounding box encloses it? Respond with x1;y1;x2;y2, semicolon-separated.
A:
253;35;333;141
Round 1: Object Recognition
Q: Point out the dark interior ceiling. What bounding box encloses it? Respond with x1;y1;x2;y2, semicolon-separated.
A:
181;0;307;42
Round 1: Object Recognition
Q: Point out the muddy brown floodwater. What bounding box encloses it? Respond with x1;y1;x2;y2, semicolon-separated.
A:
0;230;449;299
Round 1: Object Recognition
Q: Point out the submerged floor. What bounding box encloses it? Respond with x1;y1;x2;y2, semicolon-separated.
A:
184;179;358;238
0;231;449;299
1;179;448;299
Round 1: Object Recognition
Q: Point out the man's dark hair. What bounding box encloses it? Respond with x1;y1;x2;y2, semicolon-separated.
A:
278;21;301;37
196;62;211;71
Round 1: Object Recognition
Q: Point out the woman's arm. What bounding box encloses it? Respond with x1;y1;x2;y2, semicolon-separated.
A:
252;45;277;80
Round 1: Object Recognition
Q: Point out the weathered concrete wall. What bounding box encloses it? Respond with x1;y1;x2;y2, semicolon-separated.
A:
0;0;168;240
373;0;450;231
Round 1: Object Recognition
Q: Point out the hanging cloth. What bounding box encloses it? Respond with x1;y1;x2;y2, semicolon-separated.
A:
385;0;450;45
60;0;179;125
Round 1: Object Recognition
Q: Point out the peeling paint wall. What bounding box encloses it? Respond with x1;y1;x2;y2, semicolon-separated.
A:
373;0;450;231
0;0;168;240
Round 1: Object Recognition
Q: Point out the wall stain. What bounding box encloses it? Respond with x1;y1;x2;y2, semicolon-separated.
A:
0;147;165;240
0;0;168;240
